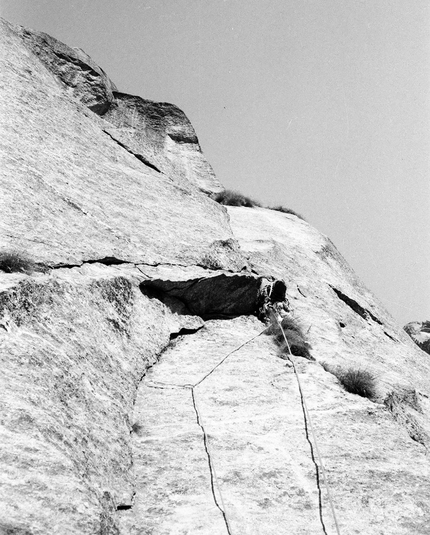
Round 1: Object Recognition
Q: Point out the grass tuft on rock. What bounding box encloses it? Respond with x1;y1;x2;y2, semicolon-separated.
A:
270;206;306;221
269;315;313;360
322;363;376;399
213;189;261;208
0;252;38;274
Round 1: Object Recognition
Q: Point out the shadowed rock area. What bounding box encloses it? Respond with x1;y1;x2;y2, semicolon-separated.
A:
2;16;430;535
404;320;430;355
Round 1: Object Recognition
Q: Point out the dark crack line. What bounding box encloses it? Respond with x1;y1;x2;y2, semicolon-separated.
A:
145;381;191;390
330;285;383;325
384;331;399;343
297;381;328;535
43;259;211;272
48;257;132;270
103;129;161;172
143;329;267;534
191;389;233;535
297;285;307;298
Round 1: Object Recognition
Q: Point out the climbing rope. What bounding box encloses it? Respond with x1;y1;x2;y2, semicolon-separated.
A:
146;312;342;534
272;311;342;535
191;327;270;535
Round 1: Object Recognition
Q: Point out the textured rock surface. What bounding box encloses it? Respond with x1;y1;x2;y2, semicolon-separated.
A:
5;18;223;194
404;321;430;355
0;18;236;268
2;16;430;535
228;207;430;447
0;265;201;534
12;21;117;114
103;93;223;194
119;316;430;535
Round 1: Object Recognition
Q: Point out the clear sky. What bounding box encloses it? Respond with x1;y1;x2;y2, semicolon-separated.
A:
1;0;429;326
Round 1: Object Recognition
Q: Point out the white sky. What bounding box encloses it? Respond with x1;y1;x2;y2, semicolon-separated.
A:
2;0;429;325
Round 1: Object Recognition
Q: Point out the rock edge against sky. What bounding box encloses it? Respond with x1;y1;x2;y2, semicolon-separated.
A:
1;18;430;535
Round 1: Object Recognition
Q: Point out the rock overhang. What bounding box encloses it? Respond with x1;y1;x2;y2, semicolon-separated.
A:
140;271;287;320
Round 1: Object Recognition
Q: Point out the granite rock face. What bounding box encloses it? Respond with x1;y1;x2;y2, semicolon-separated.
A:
404;321;430;355
10;19;222;194
103;92;223;194
2;17;430;535
0;18;234;268
11;21;117;114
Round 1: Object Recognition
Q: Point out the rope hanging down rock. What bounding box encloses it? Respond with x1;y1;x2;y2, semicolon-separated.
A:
145;290;341;534
191;328;269;535
270;306;342;535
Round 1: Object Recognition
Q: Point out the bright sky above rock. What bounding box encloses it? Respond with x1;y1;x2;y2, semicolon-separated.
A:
1;0;429;325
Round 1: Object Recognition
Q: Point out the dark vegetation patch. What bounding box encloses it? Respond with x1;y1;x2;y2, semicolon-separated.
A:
0;252;47;275
212;189;261;207
211;189;306;221
268;315;313;360
322;363;376;399
270;206;306;221
131;422;144;435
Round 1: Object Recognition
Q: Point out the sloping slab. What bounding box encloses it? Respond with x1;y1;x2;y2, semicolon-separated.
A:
228;207;430;445
0;19;240;269
120;316;430;534
11;21;117;114
0;269;201;534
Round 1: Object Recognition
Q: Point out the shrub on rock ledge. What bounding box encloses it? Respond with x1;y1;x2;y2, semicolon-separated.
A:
270;206;306;221
213;189;261;208
269;314;313;360
322;363;376;399
0;252;37;274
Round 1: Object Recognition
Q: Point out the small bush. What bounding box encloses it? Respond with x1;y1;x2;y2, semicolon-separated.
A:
131;422;144;435
269;315;313;360
213;189;261;208
0;252;38;274
322;363;376;399
270;206;306;221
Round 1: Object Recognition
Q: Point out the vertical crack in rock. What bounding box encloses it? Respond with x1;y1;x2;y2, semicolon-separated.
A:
188;331;268;534
191;389;233;535
129;277;283;532
140;329;268;534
